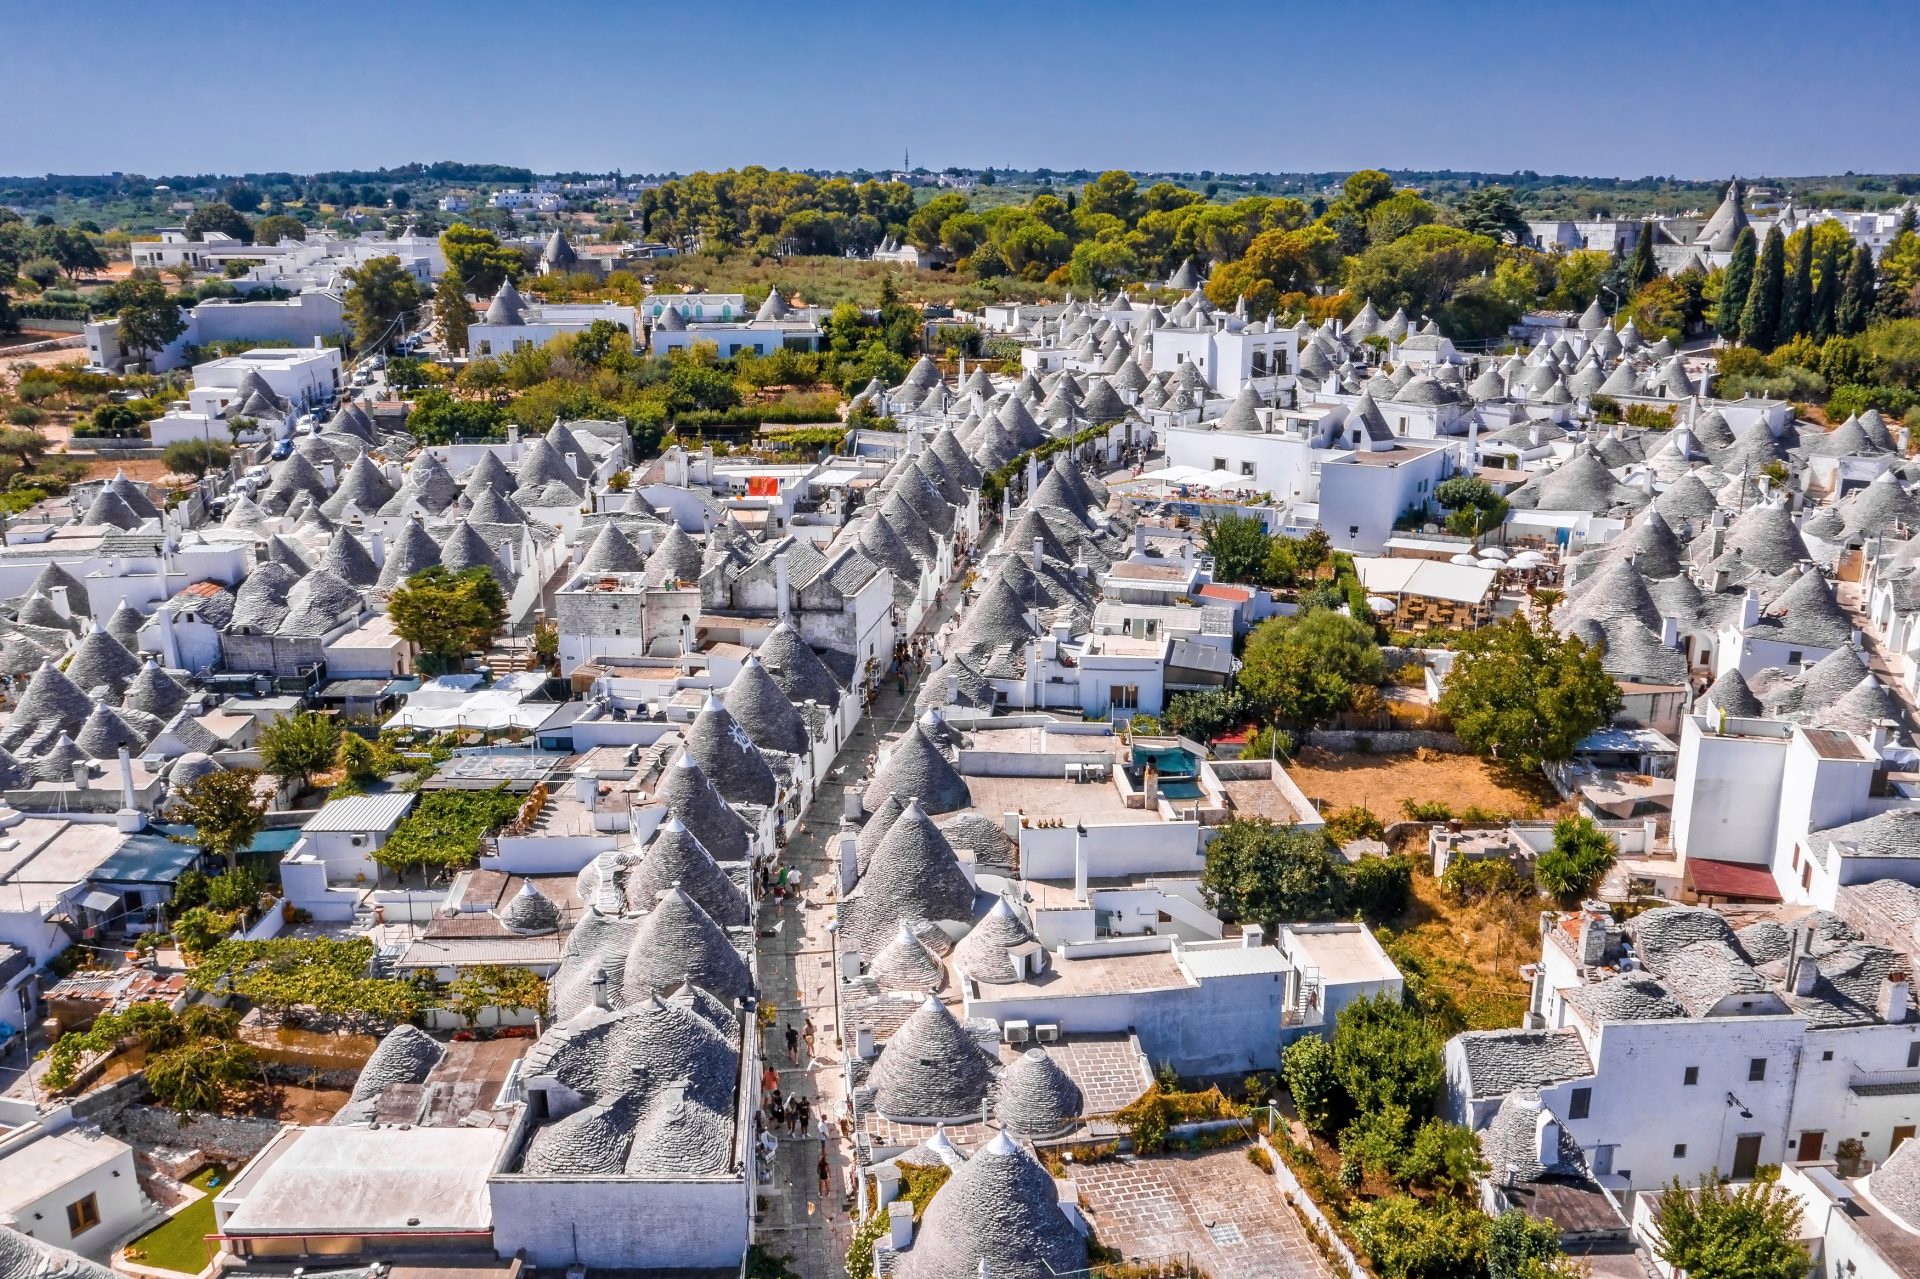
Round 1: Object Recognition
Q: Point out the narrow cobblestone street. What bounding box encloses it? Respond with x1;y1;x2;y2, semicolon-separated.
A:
751;597;958;1278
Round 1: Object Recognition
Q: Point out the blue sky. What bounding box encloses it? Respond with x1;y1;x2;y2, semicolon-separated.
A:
12;0;1919;179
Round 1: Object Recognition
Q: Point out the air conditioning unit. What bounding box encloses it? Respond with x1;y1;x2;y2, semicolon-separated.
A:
1001;1019;1032;1044
1034;1023;1061;1044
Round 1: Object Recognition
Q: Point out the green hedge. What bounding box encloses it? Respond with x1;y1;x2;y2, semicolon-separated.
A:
15;299;89;322
676;403;843;429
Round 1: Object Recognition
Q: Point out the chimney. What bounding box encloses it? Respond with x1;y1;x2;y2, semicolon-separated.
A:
574;768;598;807
1878;971;1910;1023
156;605;181;669
591;966;611;1010
369;529;384;567
1243;924;1265;948
1537;1114;1563;1163
1073;822;1089;904
1033;537;1045;573
775;551;792;622
1792;926;1820;996
887;1200;914;1250
854;1024;875;1060
1740;587;1761;629
1025;452;1039;496
72;760;90;791
1712;565;1731;594
118;746;138;811
1578;909;1610;966
569;451;585;478
1873;718;1897;753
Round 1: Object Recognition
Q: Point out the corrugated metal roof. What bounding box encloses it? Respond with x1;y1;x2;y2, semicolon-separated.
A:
302;791;418;833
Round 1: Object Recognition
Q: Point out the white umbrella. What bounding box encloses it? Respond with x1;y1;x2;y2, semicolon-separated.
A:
1509;551;1547;568
1365;596;1396;613
1449;553;1479;566
1478;557;1507;569
1478;546;1510;561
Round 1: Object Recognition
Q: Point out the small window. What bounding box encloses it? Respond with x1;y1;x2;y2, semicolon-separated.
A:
1673;1143;1687;1158
1569;1087;1591;1120
1907;1041;1920;1069
1749;1058;1767;1082
1683;1066;1699;1086
1213;458;1227;472
1787;650;1803;665
1241;461;1256;477
1112;685;1140;711
1823;1050;1835;1061
67;1194;100;1235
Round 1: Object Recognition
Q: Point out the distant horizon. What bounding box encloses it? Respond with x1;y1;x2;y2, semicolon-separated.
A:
4;163;1913;188
14;0;1920;179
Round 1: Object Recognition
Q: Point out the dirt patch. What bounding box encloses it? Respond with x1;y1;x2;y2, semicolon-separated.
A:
1381;868;1539;1032
257;1083;351;1125
80;456;182;483
1287;747;1566;823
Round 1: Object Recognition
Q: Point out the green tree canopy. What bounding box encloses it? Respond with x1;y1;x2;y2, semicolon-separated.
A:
1741;226;1786;350
165;767;267;871
341;255;422;352
184;202;252;244
1718;227;1757;338
1332;992;1444;1119
1237;607;1383;727
1536;813;1617;904
388;564;507;673
100;277;187;363
258;710;342;793
434;272;476;354
1198;817;1347;928
1651;1171;1809;1279
1438;615;1620;771
1200;512;1271;584
1452;186;1528;243
441;224;526;296
160;438;231;478
252;214;306;246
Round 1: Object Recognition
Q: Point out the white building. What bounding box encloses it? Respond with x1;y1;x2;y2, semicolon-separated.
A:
0;1104;152;1259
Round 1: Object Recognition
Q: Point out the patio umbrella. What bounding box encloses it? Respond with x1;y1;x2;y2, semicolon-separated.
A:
1365;596;1396;613
1478;546;1510;561
1449;553;1479;566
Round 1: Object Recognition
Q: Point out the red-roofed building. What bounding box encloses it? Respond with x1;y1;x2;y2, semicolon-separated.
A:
1682;856;1782;904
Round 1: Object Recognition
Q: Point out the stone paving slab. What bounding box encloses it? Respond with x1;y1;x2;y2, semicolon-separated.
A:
1072;1147;1336;1279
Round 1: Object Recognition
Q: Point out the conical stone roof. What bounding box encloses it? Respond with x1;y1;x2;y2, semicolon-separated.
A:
377;519;443;588
723;655;809;756
659;752;752;862
869;922;944;993
619;885;752;1005
894;1131;1084;1279
845;798;976;958
579;523;645;574
626;815;748;927
685;691;777;806
996;1047;1083;1137
953;895;1041;986
864;722;971;815
868;994;995;1121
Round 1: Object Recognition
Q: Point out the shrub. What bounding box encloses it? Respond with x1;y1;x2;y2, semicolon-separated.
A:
1324;805;1385;845
1401;799;1453;822
6;406;45;427
1282;1034;1342;1135
1442;856;1524;902
1346;855;1412;920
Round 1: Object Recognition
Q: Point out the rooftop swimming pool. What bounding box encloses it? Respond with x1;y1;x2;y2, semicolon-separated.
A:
1129;742;1204;799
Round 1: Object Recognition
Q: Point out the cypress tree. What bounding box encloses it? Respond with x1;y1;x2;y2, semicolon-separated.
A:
1781;228;1813;340
1811;241;1841;340
1741;226;1785;351
1839;243;1875;335
1627;228;1657;290
1718;227;1756;341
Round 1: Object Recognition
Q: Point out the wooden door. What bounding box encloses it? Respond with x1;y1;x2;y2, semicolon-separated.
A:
1733;1133;1764;1180
1893;1125;1916;1155
1797;1131;1824;1162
